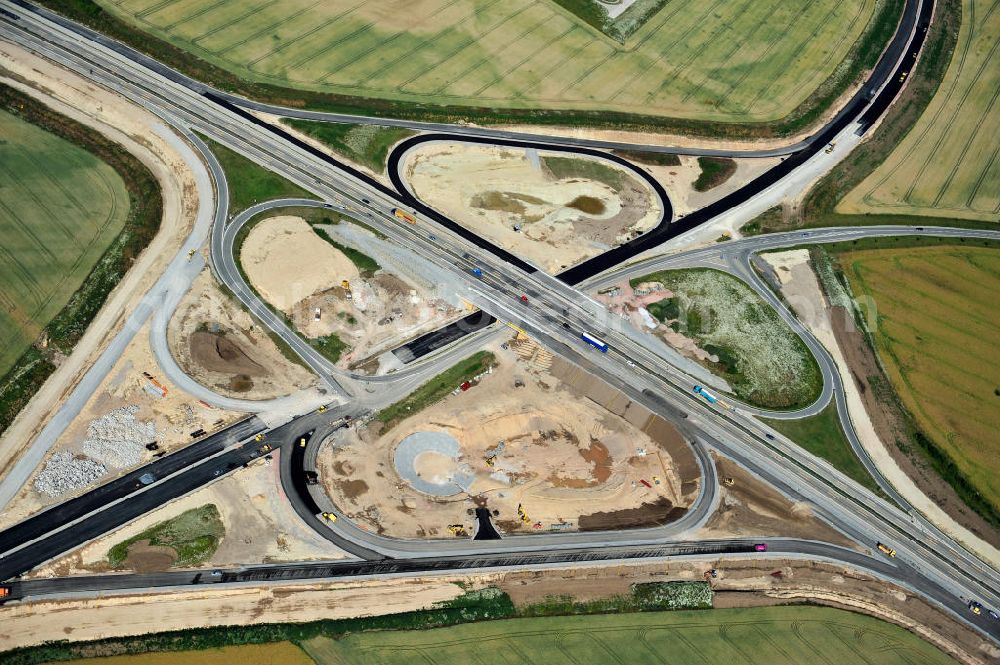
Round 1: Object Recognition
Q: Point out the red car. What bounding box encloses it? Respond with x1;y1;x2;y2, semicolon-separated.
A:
754;543;768;552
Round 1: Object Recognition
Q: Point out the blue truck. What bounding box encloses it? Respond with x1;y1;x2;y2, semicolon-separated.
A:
581;333;609;353
692;385;718;404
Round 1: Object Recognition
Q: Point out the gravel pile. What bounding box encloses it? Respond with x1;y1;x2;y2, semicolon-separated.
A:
81;404;156;469
34;451;107;497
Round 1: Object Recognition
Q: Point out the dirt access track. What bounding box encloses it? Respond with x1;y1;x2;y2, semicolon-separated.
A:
402;142;662;273
319;336;698;538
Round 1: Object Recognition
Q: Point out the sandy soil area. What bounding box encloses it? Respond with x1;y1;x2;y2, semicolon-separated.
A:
638;155;782;217
700;454;854;547
242;216;360;312
0;45;202;488
761;250;1000;567
403;143;661;273
0;577;464;650
240;215;462;370
0;321;241;530
2;557;990;663
168;269;316;399
29;450;347;578
319;338;695;537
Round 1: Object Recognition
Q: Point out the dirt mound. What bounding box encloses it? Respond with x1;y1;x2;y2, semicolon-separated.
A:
578;497;686;530
189;331;267;376
122;539;176;573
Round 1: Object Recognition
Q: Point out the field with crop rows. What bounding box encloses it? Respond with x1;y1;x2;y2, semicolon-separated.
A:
841;245;1000;514
300;605;956;665
0;109;129;376
840;0;1000;222
96;0;877;122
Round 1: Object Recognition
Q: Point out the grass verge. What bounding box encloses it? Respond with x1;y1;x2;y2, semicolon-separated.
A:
763;403;880;493
107;504;224;568
282;120;415;173
375;351;495;431
312;228;380;277
199;136;315;217
541;155;624;190
0;83;160;437
693;157;737;192
612;150;681;166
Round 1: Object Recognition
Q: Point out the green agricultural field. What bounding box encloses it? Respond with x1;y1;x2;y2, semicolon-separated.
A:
840;0;1000;222
631;268;821;409
300;605;956;665
0;109;129;377
840;245;1000;517
94;0;884;125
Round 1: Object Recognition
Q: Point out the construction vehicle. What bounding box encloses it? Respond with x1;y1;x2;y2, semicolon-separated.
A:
392;208;417;224
448;524;466;536
259;444;272;454
877;542;897;557
722;477;735;487
484;441;505;467
825;142;836;154
321;512;337;522
254;434;265;442
0;586;9;600
187;248;196;260
299;438;307;448
317;404;327;413
969;600;983;615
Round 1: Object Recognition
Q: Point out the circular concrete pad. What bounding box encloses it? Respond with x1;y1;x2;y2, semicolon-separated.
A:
394;431;474;497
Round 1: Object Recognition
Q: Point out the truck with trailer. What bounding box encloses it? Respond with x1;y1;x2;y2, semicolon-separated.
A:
877;542;897;557
581;332;609;353
693;385;718;404
392;208;417;224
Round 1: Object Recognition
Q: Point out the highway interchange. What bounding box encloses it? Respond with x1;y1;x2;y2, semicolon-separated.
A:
1;0;1000;648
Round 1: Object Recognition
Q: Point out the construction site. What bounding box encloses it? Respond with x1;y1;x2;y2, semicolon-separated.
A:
239;215;466;373
0;320;244;530
402;142;662;273
316;335;700;538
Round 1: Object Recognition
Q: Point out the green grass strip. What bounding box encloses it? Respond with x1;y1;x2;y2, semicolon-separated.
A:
282;120;414;173
375;351;495;431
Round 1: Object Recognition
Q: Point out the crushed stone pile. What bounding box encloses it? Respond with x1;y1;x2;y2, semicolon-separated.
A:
81;404;156;469
34;451;107;497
